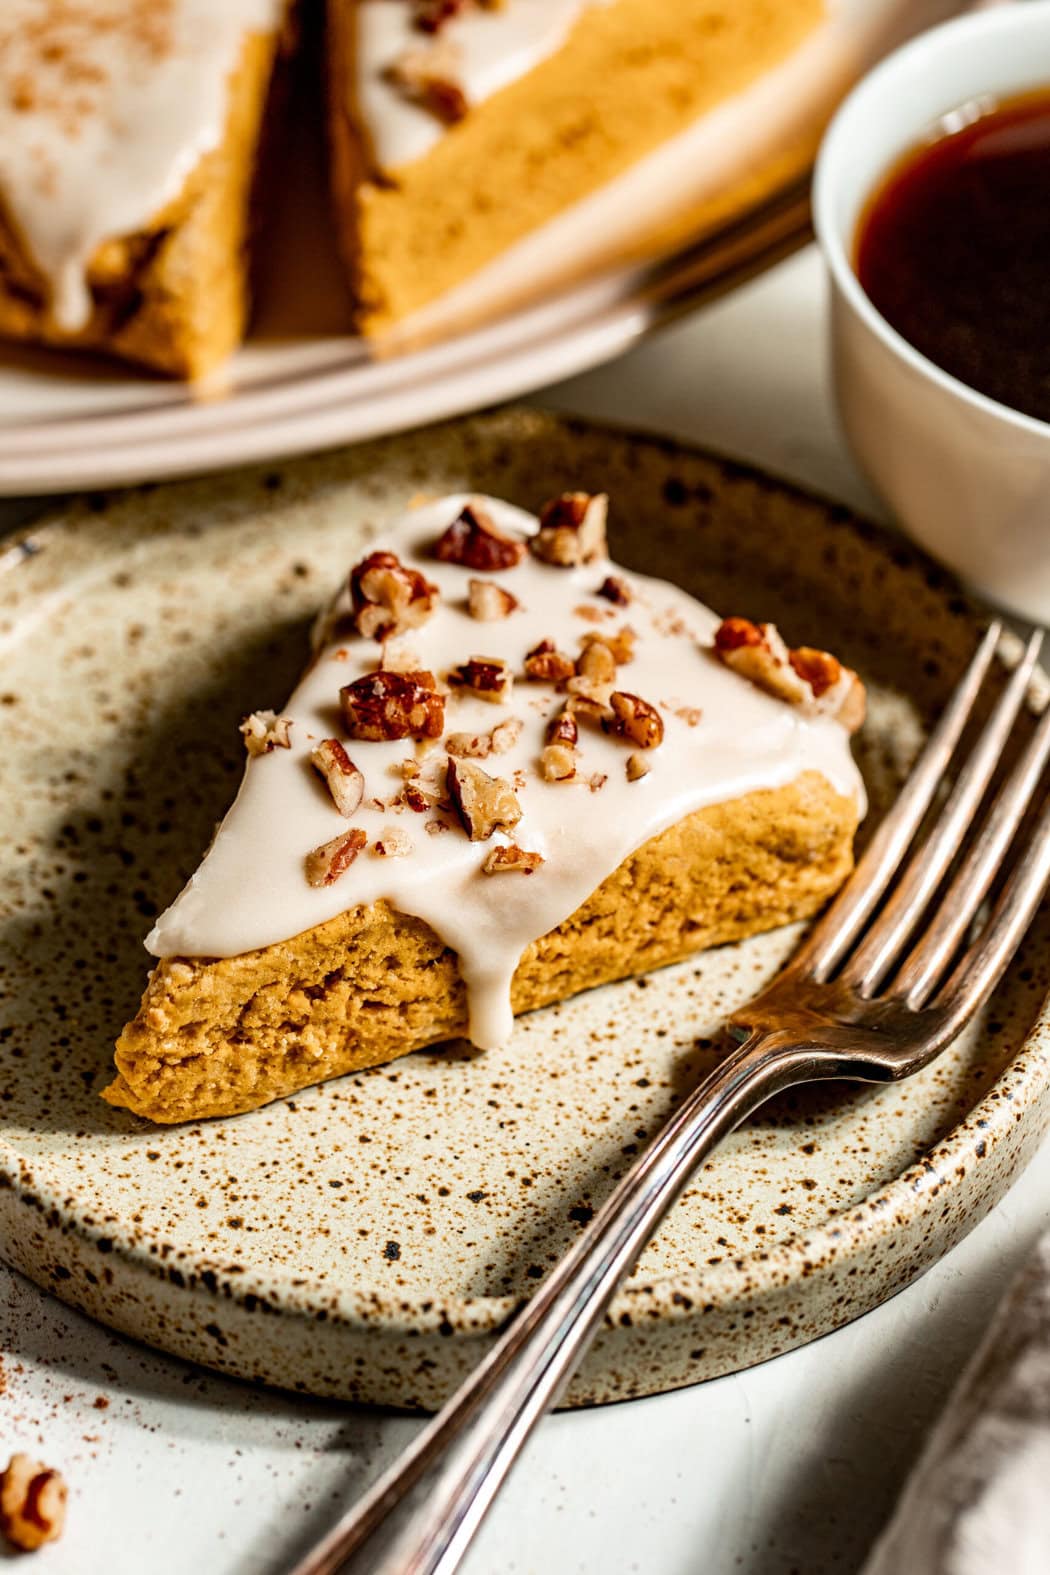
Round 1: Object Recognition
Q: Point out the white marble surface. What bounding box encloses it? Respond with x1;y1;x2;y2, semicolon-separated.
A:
3;247;1050;1575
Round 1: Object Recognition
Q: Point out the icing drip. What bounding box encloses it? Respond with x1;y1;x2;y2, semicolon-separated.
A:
147;495;866;1051
355;0;607;171
0;0;282;330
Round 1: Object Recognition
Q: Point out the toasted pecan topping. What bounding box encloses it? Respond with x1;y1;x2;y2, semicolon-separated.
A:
0;1455;67;1552
310;739;365;818
401;780;430;812
339;669;445;741
305;827;367;887
715;619;866;730
448;655;514;704
539;742;577;782
713;618;810;706
789;646;842;697
626;752;651;781
239;709;292;756
581;625;636;665
434;502;526;571
482;844;544;875
350;550;439;642
601;691;664;749
545;709;578;747
468;578;519;621
566;690;614;729
446;757;522;841
412;0;502;30
524;639;575;685
597;574;632;606
575;638;616;686
372;827;412;858
386;38;467;123
446;730;492;759
532;492;608;567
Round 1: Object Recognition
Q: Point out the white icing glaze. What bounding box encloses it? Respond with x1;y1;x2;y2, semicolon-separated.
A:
355;0;607;171
148;495;866;1050
0;0;283;331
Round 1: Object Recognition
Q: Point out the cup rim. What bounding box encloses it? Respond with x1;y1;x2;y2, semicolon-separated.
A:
813;1;1050;443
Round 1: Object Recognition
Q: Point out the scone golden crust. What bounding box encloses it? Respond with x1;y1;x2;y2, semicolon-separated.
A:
0;7;295;377
107;772;858;1125
109;490;865;1124
328;0;824;331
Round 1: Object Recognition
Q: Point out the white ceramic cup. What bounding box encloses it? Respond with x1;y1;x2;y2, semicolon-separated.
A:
814;3;1050;623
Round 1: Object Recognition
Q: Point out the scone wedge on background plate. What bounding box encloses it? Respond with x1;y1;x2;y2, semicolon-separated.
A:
327;0;825;332
0;1;296;378
108;491;866;1125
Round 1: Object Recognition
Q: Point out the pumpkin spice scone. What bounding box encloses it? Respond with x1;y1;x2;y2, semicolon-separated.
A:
107;492;867;1124
327;0;825;332
0;1;295;377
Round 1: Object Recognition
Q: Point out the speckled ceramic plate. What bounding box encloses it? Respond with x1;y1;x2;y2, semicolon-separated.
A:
2;410;1049;1411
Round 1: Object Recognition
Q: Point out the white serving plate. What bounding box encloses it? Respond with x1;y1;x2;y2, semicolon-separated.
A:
0;0;959;495
2;410;1048;1410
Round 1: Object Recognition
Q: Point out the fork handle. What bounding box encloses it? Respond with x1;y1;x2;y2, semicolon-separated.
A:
290;1028;839;1575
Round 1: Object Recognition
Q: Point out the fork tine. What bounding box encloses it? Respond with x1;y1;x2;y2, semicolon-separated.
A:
839;629;1044;997
792;620;1002;983
893;692;1050;1007
929;786;1050;1030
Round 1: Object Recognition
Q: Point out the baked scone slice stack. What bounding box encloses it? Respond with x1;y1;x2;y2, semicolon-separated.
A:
0;1;295;377
327;0;824;331
107;491;866;1124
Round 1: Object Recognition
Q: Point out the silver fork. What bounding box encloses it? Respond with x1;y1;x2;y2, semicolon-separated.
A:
291;619;1050;1575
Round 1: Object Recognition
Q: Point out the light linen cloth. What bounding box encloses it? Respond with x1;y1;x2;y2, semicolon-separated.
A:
862;1233;1050;1575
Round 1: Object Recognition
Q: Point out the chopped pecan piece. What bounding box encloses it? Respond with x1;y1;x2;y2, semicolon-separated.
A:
339;669;445;741
581;625;636;665
305;827;367;887
523;639;575;684
626;752;651;782
566;674;613;708
597;574;632;606
575;638;617;686
448;655;513;704
789;645;841;697
601;691;664;749
540;743;577;781
373;827;412;858
0;1456;66;1552
434;501;525;570
532;492;608;567
445;730;491;759
468;578;520;621
310;739;365;818
546;709;578;747
401;781;430;812
713;617;810;706
349;550;439;641
714;618;865;729
386;39;467;123
446;758;522;841
790;646;867;731
566;690;614;729
240;709;292;756
482;844;544;875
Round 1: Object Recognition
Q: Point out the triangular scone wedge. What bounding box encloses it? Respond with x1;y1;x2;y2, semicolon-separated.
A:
107;492;865;1123
327;0;824;332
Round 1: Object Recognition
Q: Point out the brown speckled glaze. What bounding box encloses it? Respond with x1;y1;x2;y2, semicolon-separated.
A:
1;409;1048;1411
